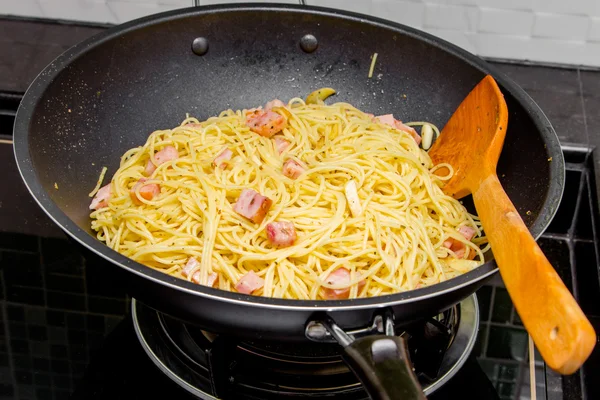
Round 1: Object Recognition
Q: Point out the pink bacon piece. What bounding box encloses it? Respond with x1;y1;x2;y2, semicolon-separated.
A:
246;110;287;138
235;271;265;294
321;267;366;300
375;114;395;126
233;189;273;224
183;258;218;287
192;271;219;288
89;184;112;210
394;120;422;146
212;146;233;169
444;226;477;259
273;136;291;154
282;159;305;179
265;99;286;111
266;221;297;247
144;145;179;176
375;114;421;145
130;178;160;205
182;257;200;277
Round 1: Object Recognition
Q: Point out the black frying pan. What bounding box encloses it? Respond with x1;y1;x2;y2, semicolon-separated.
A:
13;4;564;399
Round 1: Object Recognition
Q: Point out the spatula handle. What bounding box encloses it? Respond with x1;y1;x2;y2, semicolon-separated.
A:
472;173;596;374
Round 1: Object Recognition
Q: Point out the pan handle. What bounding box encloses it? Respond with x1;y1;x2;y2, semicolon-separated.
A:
307;312;426;400
343;335;426;400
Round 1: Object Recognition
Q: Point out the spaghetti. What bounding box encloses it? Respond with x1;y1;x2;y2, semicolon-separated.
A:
89;97;486;300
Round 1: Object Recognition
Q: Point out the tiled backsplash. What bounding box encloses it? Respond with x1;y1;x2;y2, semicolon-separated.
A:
1;0;598;67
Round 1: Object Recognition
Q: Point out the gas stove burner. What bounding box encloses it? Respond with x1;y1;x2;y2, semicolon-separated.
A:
132;295;479;399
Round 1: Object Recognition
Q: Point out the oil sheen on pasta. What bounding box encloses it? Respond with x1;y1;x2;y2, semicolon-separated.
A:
89;98;486;300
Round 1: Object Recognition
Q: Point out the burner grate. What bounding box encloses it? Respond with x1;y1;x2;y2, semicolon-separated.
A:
132;295;479;399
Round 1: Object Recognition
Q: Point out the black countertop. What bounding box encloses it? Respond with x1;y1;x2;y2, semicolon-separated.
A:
1;16;599;400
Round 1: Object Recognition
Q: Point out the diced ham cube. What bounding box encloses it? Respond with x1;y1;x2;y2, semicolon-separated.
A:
89;184;112;210
394;120;422;146
143;165;153;176
192;271;219;288
144;145;179;176
282;159;305;179
375;114;421;145
244;107;262;120
265;99;286;110
206;272;218;287
182;257;200;278
130;178;160;205
233;189;273;224
458;226;476;241
375;114;395;126
273;136;291;154
212;146;233;169
266;221;297;247
444;226;478;259
246;110;287;138
321;267;367;300
235;271;265;294
183;257;218;287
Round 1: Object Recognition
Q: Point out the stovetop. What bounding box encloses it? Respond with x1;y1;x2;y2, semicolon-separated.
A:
1;18;600;399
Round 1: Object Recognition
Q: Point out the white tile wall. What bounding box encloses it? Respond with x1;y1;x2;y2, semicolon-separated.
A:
532;0;600;17
371;0;425;29
465;0;533;10
533;12;590;41
0;0;598;67
590;17;600;42
477;8;534;36
106;1;182;23
37;0;119;24
426;28;476;53
203;0;297;4
306;0;372;14
2;0;45;18
424;3;478;31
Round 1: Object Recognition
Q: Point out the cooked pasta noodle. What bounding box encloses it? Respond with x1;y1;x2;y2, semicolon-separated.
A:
90;98;486;299
88;166;108;197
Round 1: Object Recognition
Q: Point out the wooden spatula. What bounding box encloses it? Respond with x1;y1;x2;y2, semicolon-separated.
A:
428;75;596;374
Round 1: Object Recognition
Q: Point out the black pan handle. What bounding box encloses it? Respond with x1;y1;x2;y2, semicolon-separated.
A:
343;335;425;400
306;312;426;400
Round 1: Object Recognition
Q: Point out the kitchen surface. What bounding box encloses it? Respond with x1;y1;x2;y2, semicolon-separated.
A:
1;3;600;400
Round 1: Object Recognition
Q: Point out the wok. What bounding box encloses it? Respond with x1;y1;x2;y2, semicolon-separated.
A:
13;4;564;399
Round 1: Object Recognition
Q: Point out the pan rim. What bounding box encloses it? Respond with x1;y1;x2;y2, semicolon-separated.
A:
12;3;565;312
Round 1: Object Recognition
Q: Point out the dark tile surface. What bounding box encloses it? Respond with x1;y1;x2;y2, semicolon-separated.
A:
486;326;528;360
476;285;492;322
0;19;104;93
575;177;595;240
580;70;600;200
0;232;38;253
537;238;573;293
575;241;600;317
490;287;512;324
492;63;580;94
545;170;582;234
41;238;85;276
583;316;600;400
0;140;64;238
491;62;592;145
